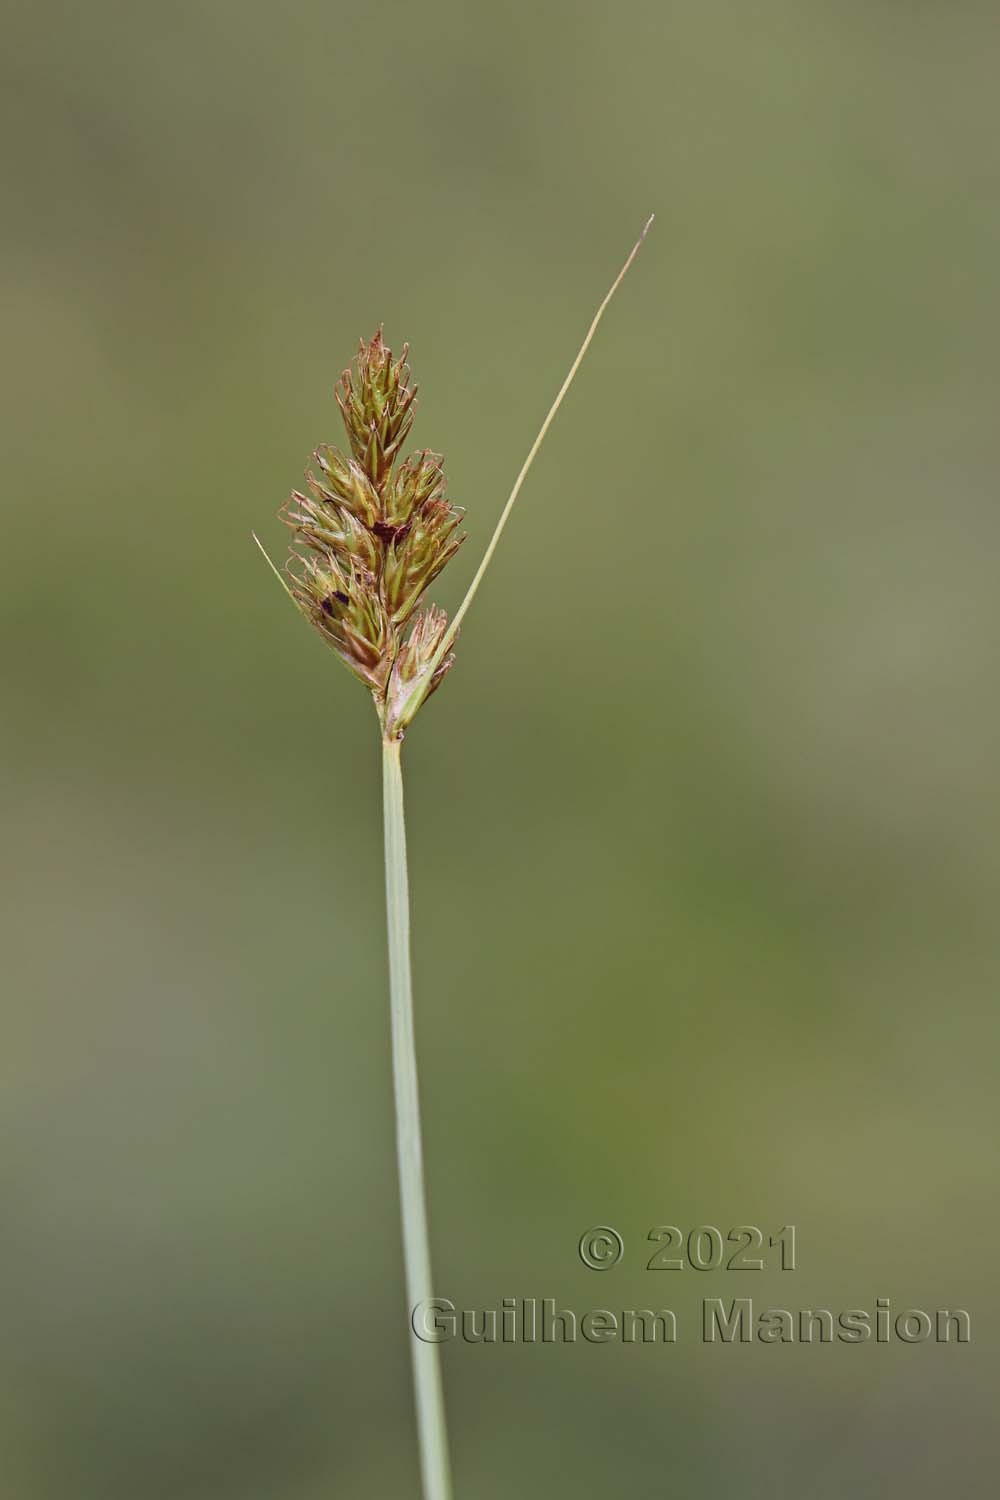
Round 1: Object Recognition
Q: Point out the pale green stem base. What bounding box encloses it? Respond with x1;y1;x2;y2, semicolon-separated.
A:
382;738;453;1500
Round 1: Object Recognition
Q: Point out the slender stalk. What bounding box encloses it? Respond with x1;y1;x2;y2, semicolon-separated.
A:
382;737;453;1500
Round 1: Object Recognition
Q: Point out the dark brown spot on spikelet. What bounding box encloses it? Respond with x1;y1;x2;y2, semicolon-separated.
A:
281;330;465;734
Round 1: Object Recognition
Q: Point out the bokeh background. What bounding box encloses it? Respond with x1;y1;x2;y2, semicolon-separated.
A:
3;1;998;1495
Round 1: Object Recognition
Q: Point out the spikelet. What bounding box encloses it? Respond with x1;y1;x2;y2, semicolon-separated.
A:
281;330;465;735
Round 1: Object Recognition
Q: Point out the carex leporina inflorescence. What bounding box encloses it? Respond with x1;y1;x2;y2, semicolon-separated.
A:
281;330;465;738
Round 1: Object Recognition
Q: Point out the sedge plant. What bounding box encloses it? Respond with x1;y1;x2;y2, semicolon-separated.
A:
255;217;652;1500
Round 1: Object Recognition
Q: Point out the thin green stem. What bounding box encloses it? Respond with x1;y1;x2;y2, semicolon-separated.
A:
382;738;453;1500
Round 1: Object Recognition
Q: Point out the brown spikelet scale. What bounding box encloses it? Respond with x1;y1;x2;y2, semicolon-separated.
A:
281;329;465;736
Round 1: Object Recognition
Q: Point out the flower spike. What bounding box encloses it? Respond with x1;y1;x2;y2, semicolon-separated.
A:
279;331;465;734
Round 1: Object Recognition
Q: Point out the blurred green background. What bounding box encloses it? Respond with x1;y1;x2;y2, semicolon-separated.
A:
3;1;998;1495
